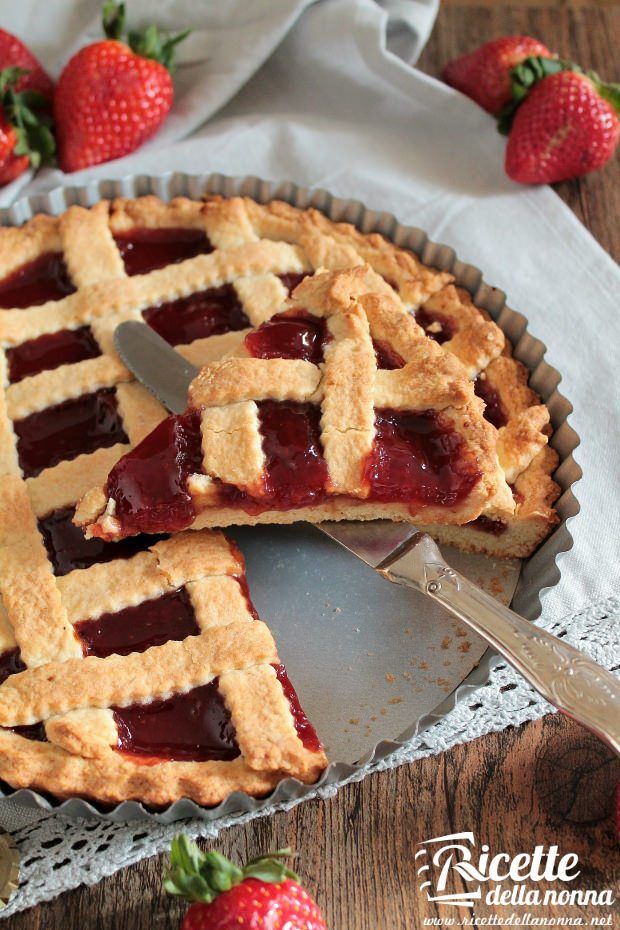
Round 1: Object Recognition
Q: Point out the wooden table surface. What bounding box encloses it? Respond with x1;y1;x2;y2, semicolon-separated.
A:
5;3;619;928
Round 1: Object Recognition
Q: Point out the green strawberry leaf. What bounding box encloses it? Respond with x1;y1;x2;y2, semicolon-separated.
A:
201;851;243;892
497;56;566;135
170;835;204;876
128;24;161;61
497;100;519;136
0;69;55;170
102;0;190;72
102;1;126;41
498;54;620;135
160;30;191;73
164;837;301;905
0;67;29;95
128;24;190;72
243;860;298;883
165;838;218;904
19;90;51;110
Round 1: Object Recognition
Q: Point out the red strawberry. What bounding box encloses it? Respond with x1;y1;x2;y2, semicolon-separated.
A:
0;29;53;99
165;837;327;930
54;1;188;172
505;70;620;184
0;112;29;185
443;36;553;115
0;68;55;186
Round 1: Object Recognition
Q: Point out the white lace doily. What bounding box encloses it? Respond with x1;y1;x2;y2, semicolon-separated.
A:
1;594;618;917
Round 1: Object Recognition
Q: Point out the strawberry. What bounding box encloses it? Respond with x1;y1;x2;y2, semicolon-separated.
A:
505;69;620;184
165;837;327;930
0;29;53;100
0;68;55;186
0;111;28;185
442;36;553;116
54;1;189;172
0;31;55;185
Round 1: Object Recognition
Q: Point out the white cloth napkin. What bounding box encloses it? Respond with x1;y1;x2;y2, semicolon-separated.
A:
0;0;618;626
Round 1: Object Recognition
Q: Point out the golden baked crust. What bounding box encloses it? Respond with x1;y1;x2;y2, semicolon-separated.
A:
0;194;557;560
0;478;326;806
77;266;517;540
0;194;447;523
0;191;559;805
0;191;344;813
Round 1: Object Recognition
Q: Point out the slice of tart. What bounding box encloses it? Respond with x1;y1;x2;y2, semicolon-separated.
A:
0;478;326;807
75;267;518;544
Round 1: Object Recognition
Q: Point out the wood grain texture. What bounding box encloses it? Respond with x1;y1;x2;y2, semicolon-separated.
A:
418;2;620;262
3;3;619;927
3;716;618;929
443;1;617;8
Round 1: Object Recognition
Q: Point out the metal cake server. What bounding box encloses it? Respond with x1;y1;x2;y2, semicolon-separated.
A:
114;321;620;755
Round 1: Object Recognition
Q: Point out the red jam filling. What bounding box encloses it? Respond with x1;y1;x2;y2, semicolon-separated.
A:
468;515;508;536
415;307;455;345
373;339;405;370
142;284;250;347
103;409;203;537
245;311;328;364
278;272;308;295
0;650;47;741
7;326;101;384
14;388;129;479
220;401;329;513
11;723;47;742
274;663;322;752
107;400;330;530
77;588;200;659
364;409;481;507
38;506;163;577
113;679;239;763
114;228;213;277
0;253;75;309
258;402;328;507
0;647;26;686
474;376;507;429
103;400;481;532
235;574;260;621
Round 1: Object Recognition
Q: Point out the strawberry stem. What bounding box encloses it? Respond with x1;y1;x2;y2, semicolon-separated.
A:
164;836;300;905
127;25;191;73
497;55;563;135
0;67;54;169
497;55;620;134
102;1;125;41
101;0;190;73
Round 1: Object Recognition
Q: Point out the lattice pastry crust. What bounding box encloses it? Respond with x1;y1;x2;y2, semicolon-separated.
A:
75;266;540;544
0;194;557;559
0;194;353;806
0;192;559;808
0;477;326;806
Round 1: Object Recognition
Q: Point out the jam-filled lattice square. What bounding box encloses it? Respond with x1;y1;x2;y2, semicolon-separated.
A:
0;194;560;809
77;266;525;543
0;480;325;806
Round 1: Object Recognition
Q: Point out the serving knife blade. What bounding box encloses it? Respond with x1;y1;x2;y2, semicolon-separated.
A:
115;321;199;415
114;320;620;755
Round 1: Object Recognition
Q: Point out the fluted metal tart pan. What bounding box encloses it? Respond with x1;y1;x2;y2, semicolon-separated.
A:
0;173;581;823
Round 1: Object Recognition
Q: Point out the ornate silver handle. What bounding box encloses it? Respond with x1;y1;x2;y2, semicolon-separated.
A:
380;534;620;756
